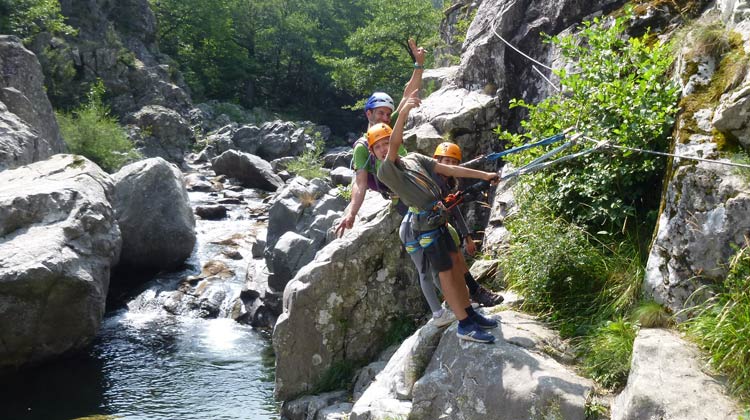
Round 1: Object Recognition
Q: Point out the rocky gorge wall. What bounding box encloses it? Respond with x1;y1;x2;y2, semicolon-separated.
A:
275;1;750;419
0;36;66;170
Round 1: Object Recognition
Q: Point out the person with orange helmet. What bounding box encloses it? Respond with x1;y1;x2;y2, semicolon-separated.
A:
398;141;503;327
370;89;501;344
335;38;427;238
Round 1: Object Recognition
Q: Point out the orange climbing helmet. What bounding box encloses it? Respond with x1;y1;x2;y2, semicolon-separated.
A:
367;123;393;147
433;142;462;161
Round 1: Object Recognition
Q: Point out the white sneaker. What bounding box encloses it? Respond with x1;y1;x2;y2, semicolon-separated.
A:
431;309;456;327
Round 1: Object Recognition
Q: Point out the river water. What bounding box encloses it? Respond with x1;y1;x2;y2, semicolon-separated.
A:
0;166;281;420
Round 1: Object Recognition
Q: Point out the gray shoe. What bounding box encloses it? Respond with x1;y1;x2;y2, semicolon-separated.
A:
471;286;504;307
431;309;456;327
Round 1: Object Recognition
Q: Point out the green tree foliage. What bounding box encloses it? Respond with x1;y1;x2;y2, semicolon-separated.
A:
319;0;443;107
149;0;442;127
149;0;369;122
149;0;251;101
57;80;139;173
496;12;680;233
0;0;76;41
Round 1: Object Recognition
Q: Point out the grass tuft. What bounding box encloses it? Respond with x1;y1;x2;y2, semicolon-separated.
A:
286;133;327;180
580;318;637;390
685;246;750;400
630;300;672;328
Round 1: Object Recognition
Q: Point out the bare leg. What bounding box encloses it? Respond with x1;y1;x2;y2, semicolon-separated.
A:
438;251;471;319
456;249;470;275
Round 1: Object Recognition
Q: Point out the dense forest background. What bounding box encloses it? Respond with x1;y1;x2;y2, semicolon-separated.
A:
0;0;449;135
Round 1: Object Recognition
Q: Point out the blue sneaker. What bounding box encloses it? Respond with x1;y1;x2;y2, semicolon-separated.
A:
470;312;498;330
456;321;496;343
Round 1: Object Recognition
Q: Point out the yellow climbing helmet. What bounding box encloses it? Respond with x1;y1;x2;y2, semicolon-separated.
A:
433;142;462;161
367;123;393;147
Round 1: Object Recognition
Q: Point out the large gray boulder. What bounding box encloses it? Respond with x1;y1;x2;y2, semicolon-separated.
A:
456;0;625;97
612;328;740;420
112;157;195;273
126;105;195;164
268;231;317;292
281;391;350;420
211;149;284;192
405;86;499;159
350;324;444;420
273;204;426;401
264;177;347;287
0;36;66;170
410;311;592;420
199;120;330;162
644;144;750;314
233;120;310;161
0;154;121;370
0;101;41;171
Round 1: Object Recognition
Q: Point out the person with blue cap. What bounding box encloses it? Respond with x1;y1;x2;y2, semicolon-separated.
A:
335;38;426;236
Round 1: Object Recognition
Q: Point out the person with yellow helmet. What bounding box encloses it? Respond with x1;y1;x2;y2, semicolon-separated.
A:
398;141;503;328
431;142;504;307
370;89;500;344
335;38;427;238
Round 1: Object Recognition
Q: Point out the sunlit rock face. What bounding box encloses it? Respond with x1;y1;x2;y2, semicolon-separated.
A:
0;155;121;370
44;0;191;116
273;196;425;401
645;7;750;315
612;329;740;420
111;157;195;276
0;36;66;171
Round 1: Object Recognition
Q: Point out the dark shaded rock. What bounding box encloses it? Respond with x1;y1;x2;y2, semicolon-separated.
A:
195;204;228;220
211;149;284;191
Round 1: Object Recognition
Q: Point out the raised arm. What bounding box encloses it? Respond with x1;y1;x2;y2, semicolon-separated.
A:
386;89;420;162
396;38;426;114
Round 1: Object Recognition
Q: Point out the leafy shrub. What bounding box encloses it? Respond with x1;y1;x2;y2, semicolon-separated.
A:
337;184;352;201
57;80;139;173
286;133;327;180
686;246;750;400
500;196;641;336
495;11;680;233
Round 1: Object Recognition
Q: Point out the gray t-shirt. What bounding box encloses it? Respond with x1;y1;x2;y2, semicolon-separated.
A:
378;153;447;231
377;153;441;209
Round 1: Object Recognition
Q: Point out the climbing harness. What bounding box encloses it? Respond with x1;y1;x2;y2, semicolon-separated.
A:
403;211;444;251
